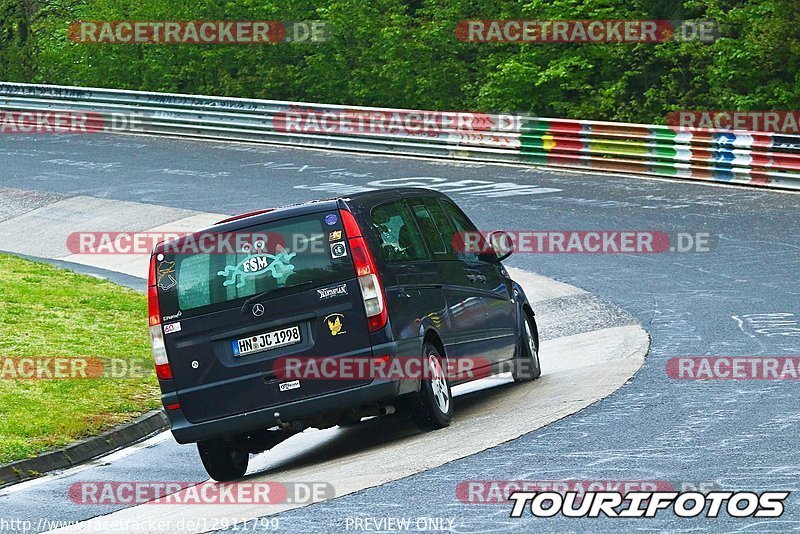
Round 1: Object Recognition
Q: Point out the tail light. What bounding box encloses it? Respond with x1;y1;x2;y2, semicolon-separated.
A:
341;210;388;333
148;255;172;380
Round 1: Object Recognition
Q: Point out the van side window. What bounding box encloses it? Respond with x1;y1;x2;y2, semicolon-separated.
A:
440;199;485;262
371;200;429;263
411;202;447;254
422;198;456;251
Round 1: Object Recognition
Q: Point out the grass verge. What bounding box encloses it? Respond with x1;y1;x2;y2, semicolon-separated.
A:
0;254;158;464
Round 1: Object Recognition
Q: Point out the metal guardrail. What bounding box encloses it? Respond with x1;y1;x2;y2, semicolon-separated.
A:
2;82;799;191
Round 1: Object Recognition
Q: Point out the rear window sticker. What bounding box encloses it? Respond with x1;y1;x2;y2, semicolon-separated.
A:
218;242;297;288
330;241;347;259
157;261;177;291
328;230;342;241
325;213;338;226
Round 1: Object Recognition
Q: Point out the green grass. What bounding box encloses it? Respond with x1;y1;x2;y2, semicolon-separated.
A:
0;254;159;464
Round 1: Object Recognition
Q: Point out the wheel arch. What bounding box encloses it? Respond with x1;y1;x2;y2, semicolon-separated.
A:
422;326;446;361
515;290;539;353
521;302;539;350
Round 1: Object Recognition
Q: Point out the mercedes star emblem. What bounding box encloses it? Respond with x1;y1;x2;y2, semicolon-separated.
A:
252;303;265;317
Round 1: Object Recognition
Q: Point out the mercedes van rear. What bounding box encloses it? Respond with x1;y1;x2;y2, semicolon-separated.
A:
149;189;540;481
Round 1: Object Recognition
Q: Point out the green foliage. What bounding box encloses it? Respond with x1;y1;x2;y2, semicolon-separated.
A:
1;0;798;122
0;254;157;463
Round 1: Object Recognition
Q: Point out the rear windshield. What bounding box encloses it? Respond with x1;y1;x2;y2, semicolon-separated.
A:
156;211;352;319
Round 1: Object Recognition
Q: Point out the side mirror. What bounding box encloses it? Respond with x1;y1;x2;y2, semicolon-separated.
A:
487;230;514;261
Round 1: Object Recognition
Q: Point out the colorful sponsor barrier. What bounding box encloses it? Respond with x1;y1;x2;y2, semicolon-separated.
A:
519;118;800;189
1;82;797;190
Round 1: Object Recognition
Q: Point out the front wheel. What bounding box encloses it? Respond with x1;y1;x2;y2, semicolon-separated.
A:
197;438;249;482
409;343;453;431
513;312;541;382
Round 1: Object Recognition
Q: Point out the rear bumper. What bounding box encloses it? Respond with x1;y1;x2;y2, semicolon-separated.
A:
164;335;429;444
168;378;404;444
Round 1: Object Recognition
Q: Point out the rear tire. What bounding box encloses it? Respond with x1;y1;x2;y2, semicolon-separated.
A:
513;312;541;382
197;438;249;482
409;343;453;430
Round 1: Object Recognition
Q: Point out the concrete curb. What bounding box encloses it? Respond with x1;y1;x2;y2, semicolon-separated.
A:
0;409;168;488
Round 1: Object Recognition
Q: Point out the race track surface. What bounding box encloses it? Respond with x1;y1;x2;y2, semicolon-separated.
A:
0;133;798;532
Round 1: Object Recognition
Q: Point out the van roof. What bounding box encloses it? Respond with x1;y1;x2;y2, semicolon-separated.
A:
152;187;447;255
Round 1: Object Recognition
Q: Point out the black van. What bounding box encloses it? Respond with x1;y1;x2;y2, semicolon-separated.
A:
149;188;540;481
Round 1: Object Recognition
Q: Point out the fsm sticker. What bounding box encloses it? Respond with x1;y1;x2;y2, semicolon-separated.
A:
217;241;297;288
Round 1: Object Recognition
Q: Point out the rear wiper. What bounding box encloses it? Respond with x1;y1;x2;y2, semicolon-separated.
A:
241;281;314;313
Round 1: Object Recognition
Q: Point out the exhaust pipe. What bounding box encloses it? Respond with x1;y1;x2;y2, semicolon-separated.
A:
341;404;396;422
274;411;306;433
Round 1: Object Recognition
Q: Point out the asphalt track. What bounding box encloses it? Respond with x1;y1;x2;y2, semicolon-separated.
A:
0;189;647;532
0;132;798;532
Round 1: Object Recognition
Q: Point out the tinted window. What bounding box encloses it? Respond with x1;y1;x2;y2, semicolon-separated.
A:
411;202;447;254
423;198;455;253
440;199;486;262
370;200;429;263
157;212;353;317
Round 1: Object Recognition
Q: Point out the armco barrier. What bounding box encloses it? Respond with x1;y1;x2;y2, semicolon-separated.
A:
1;82;799;191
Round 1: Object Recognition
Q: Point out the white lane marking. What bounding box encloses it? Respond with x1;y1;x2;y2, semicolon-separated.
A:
732;315;755;338
295;177;561;198
732;313;800;338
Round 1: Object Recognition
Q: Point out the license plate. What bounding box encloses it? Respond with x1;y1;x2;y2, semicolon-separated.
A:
232;325;301;357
